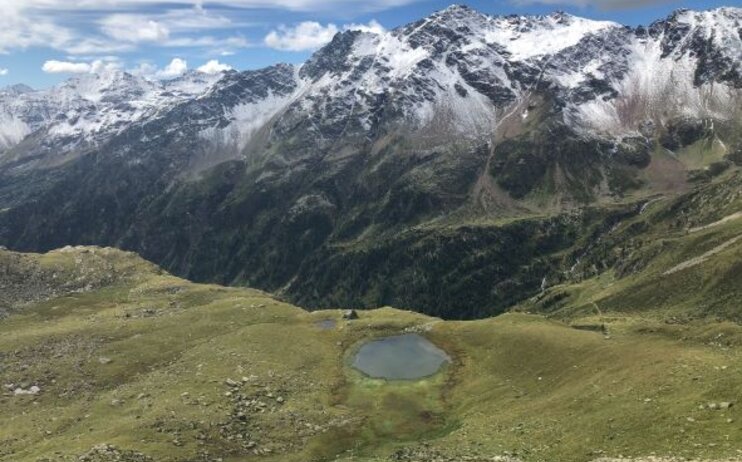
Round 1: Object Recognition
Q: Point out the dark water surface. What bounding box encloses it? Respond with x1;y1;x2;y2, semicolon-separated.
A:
351;334;450;380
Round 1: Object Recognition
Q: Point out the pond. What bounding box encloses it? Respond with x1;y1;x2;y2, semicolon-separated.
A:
315;319;337;330
351;334;450;380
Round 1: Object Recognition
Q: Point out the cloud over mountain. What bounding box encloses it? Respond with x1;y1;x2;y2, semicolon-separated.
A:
265;20;385;51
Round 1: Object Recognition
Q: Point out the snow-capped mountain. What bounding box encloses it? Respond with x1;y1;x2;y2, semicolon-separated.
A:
267;6;626;142
561;7;741;135
0;5;741;314
196;5;741;157
2;6;739;165
0;69;226;165
293;5;739;137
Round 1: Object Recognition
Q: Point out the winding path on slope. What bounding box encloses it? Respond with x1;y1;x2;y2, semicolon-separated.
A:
663;233;742;276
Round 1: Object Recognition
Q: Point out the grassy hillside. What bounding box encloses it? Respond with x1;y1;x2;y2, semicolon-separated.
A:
525;171;742;324
1;247;740;462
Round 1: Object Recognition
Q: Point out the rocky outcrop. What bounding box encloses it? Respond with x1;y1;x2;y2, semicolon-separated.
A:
0;246;159;317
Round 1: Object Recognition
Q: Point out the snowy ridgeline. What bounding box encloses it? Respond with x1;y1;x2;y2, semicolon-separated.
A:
0;70;225;150
0;5;740;157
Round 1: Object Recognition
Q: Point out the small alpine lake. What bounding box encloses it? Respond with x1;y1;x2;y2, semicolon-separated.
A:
315;319;337;329
351;333;450;380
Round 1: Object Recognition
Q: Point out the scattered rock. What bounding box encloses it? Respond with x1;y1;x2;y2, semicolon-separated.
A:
342;309;359;320
388;444;521;461
13;385;40;395
704;401;734;410
76;443;153;462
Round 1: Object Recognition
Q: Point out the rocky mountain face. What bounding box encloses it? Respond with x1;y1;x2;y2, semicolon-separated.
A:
0;70;225;169
0;5;740;318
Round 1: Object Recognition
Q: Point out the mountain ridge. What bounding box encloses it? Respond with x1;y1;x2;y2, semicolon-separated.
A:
0;4;740;318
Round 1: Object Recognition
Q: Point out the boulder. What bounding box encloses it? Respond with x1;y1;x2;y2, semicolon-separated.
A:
343;309;359;320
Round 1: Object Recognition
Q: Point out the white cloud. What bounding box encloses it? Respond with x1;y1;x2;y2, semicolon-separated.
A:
197;59;232;74
156;57;188;78
41;58;122;74
0;0;406;58
0;68;8;76
0;3;250;56
96;8;251;51
159;7;234;31
265;22;339;51
129;58;230;79
264;20;385;51
100;15;170;43
90;59;123;74
42;60;94;74
0;5;74;54
165;35;249;49
346;19;385;34
129;58;188;79
7;1;421;13
63;38;135;55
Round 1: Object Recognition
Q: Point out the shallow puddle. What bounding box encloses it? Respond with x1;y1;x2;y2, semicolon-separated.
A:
315;319;337;329
351;334;450;380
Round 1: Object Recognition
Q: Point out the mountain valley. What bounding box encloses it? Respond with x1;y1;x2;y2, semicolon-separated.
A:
0;5;740;317
1;4;741;461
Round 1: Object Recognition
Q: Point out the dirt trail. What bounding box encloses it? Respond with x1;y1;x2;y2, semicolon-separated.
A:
664;234;742;275
689;211;742;233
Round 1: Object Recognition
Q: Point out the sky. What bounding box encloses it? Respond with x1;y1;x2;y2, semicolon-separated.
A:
0;0;735;89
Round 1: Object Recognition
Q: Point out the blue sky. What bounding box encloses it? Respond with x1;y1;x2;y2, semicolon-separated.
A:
0;0;734;89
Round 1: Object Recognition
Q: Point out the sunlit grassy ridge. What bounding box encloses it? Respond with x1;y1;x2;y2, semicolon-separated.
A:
0;245;740;462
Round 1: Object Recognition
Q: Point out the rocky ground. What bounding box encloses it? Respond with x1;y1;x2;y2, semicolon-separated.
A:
0;246;157;318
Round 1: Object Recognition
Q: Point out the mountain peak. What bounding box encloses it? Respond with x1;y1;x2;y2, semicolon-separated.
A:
649;6;742;62
545;10;584;24
56;69;151;103
1;83;34;95
441;4;474;13
663;6;742;25
429;3;489;24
